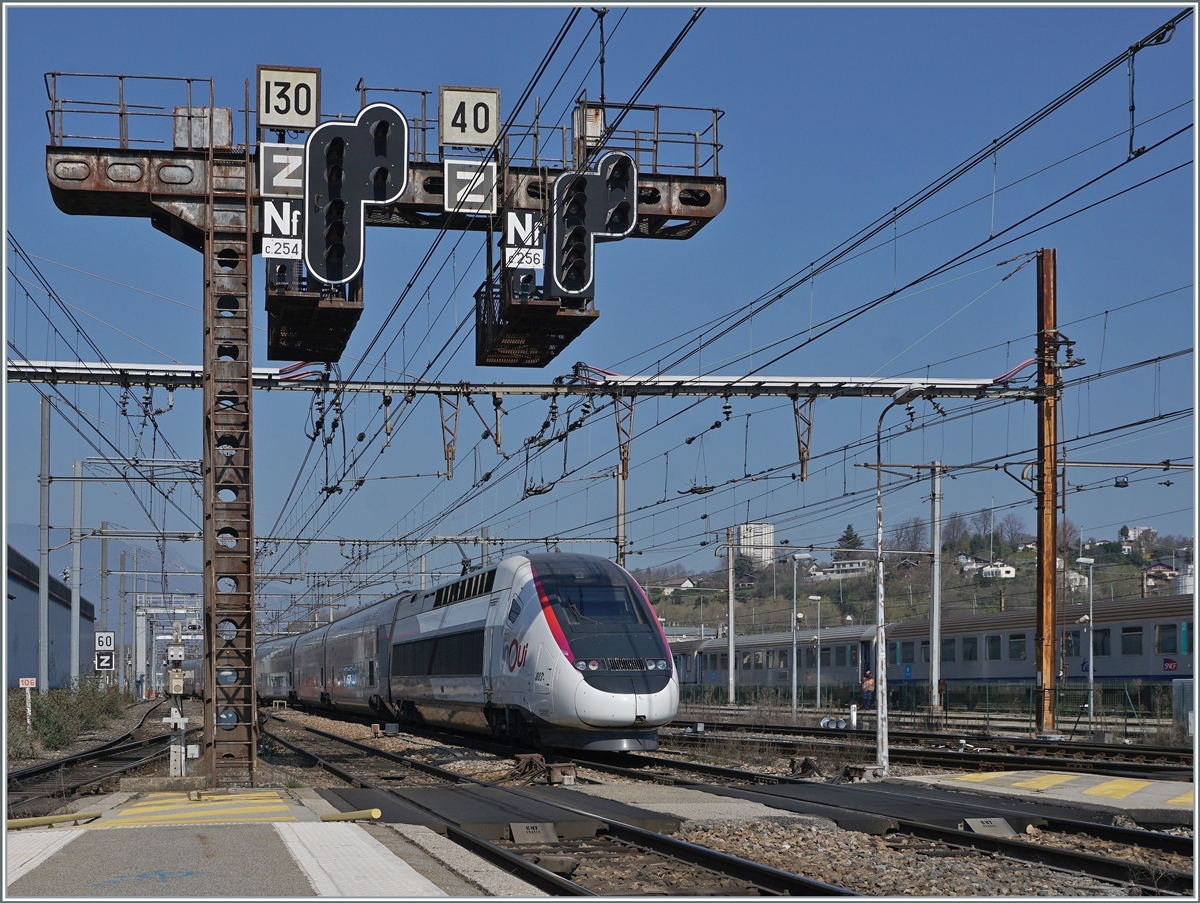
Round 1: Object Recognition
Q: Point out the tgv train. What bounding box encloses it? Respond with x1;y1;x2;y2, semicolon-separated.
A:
250;553;678;750
670;594;1193;696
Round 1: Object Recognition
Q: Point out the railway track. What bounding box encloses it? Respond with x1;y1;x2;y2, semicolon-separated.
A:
664;724;1193;780
259;713;856;895
6;702;176;819
565;748;1194;895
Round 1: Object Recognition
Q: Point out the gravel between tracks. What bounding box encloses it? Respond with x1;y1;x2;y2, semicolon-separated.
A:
7;699;169;770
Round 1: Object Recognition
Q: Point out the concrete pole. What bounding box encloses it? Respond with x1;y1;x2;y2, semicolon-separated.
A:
616;467;626;567
930;462;942;708
119;550;127;692
38;395;51;693
791;556;798;721
727;527;735;706
100;522;110;686
135;606;147;699
71;459;82;683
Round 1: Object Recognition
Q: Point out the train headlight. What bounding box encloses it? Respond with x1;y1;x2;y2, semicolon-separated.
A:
644;659;657;670
574;660;587;671
656;660;669;671
587;660;600;671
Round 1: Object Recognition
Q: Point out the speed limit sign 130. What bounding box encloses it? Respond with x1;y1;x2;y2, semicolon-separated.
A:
258;65;321;132
439;86;500;148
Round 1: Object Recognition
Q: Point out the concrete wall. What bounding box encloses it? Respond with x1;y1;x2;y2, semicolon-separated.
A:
7;546;96;688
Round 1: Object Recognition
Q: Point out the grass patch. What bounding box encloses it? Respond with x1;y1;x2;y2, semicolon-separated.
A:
6;677;128;757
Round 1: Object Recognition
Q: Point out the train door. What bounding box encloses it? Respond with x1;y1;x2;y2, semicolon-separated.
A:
860;640;873;680
482;586;503;699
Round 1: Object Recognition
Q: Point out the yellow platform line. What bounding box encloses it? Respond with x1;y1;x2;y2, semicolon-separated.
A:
94;815;299;827
111;805;292;821
1011;773;1079;790
953;772;1015;782
120;800;287;815
1081;779;1153;799
1166;789;1193;806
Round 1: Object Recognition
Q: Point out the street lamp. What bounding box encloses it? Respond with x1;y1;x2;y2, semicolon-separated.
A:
809;595;822;712
790;553;813;721
1076;557;1095;736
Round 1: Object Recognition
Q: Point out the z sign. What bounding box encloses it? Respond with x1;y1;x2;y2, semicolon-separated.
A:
442;160;496;215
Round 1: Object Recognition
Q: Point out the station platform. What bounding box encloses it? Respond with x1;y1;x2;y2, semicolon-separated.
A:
892;770;1194;828
5;789;545;897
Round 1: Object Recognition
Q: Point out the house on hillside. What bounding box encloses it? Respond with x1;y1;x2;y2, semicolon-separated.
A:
956;552;987;572
895;558;920;578
1065;568;1090;591
1142;560;1177;589
981;562;1016;579
659;577;695;596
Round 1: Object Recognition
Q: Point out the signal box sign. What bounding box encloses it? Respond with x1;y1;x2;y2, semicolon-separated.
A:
439;86;500;148
258;65;321;132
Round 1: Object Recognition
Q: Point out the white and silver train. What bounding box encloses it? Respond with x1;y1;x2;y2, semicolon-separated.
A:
230;553;678;750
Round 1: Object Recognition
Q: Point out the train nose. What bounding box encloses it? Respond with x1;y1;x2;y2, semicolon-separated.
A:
573;680;636;727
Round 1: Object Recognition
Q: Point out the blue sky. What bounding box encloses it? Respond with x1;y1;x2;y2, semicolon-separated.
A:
3;4;1195;622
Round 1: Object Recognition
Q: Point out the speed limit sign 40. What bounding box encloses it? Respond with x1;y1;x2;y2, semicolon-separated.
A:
439;86;500;148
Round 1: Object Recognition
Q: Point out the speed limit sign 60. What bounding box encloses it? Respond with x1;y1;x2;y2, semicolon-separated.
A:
95;631;115;651
258;65;321;132
439;86;500;148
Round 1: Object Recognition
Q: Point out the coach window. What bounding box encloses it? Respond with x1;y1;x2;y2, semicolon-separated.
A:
1009;634;1027;661
1185;622;1192;655
941;638;955;662
820;646;831;667
805;647;816;668
1121;626;1143;656
921;640;930;663
1065;630;1081;657
849;645;858;668
767;650;777;669
835;645;847;667
1093;628;1111;657
985;635;1001;661
962;637;978;661
1155;624;1178;654
901;641;914;664
754;651;764;670
720;653;729;670
888;642;898;665
779;650;788;669
742;652;752;670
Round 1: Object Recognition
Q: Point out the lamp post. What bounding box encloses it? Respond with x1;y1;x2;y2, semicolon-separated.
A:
791;553;814;721
1076;556;1095;736
809;595;822;712
875;383;927;773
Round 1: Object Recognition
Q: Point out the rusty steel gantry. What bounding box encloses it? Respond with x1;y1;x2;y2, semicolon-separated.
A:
42;70;726;786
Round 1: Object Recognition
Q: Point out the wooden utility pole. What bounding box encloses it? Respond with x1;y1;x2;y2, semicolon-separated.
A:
1035;248;1058;733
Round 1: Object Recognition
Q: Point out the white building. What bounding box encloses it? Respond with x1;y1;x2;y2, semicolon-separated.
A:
981;563;1016;579
737;522;775;565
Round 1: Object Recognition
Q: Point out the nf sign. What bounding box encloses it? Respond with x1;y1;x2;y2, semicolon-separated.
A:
262;200;303;259
503;210;543;269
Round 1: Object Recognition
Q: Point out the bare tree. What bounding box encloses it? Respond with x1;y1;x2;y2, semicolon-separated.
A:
1057;517;1080;555
942;512;969;550
998;513;1026;549
970;510;994;540
891;516;928;552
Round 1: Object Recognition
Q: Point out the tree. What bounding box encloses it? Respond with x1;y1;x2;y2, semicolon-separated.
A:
1119;525;1130;541
1057;517;1080;555
998;513;1027;550
734;555;756;579
970;511;994;541
942;512;969;551
891;516;928;552
834;524;864;560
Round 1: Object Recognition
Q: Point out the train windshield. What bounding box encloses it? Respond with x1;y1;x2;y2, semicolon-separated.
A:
530;556;668;662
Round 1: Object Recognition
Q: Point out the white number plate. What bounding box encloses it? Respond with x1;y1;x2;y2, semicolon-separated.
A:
263;238;302;260
505;246;544;269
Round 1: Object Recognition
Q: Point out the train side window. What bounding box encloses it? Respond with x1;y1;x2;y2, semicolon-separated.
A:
985;635;1001;661
962;637;978;661
506;598;522;624
1008;634;1027;661
921;640;930;663
766;650;776;669
754;651;764;670
805;647;816;668
1121;626;1143;656
849;645;858;668
779;650;788;669
1065;630;1080;657
1155;624;1178;654
941;638;955;662
1094;628;1111;657
368;661;376;687
835;645;847;667
901;642;914;664
1185;622;1192;655
742;652;752;670
820;646;830;667
888;642;898;665
720;653;728;671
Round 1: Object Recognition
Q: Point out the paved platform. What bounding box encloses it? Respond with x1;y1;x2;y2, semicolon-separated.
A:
892;770;1194;827
4;788;544;897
